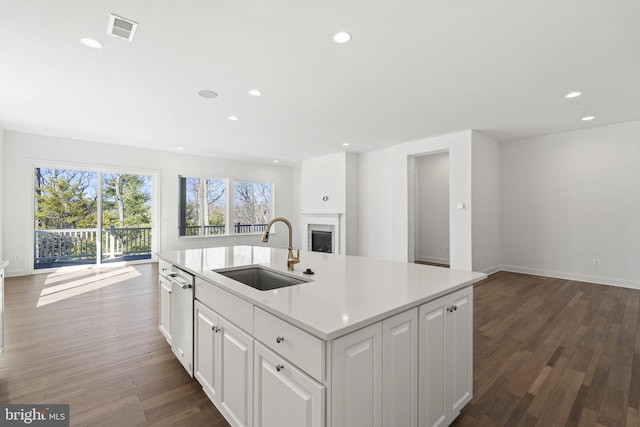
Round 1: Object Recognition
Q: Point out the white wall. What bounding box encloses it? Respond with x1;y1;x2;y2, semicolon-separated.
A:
0;128;4;262
291;163;303;249
2;131;294;276
415;152;450;264
471;132;501;274
301;152;346;214
392;131;473;270
300;152;359;254
358;149;393;260
501;121;640;288
345;152;359;256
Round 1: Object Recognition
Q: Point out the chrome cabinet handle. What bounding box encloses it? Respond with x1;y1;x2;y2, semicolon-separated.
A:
276;364;284;372
276;336;285;344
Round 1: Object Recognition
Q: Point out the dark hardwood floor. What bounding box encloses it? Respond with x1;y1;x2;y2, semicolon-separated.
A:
1;265;638;426
453;271;640;427
416;260;450;268
0;263;229;427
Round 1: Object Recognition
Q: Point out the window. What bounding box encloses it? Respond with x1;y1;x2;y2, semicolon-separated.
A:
234;181;272;234
179;177;227;236
178;177;272;237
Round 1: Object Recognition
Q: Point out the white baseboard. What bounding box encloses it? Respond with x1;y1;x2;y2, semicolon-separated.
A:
479;264;502;276
500;264;640;290
5;268;31;278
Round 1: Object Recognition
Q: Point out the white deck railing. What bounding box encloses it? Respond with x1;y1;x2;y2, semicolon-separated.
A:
34;227;152;264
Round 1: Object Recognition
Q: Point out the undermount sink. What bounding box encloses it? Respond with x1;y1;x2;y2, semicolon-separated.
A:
214;265;311;291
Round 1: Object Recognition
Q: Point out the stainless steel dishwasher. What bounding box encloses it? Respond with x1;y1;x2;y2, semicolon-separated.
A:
166;266;194;376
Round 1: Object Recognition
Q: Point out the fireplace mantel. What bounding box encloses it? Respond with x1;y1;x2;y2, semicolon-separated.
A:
302;213;342;254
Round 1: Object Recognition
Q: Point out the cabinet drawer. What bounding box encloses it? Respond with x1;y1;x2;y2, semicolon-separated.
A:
158;259;172;278
195;277;253;334
254;308;324;382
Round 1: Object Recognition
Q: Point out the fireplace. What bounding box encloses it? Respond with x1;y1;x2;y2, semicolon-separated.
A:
311;230;333;253
302;213;342;254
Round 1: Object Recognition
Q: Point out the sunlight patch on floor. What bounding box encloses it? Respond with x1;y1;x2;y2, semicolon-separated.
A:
38;267;142;307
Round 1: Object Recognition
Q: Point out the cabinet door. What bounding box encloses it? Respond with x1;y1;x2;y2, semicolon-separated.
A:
159;276;172;343
332;322;382;427
219;316;253;427
254;342;324;427
383;309;418;427
418;297;448;427
447;287;473;416
195;301;219;403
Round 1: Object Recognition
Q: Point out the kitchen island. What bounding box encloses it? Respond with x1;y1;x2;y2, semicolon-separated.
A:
158;246;486;427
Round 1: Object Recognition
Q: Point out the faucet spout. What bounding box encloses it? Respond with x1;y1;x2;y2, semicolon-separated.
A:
261;217;300;271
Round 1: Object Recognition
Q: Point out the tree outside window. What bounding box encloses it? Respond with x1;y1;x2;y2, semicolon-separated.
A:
234;181;272;234
179;177;226;236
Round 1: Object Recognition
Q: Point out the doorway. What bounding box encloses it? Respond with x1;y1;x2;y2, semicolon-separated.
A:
412;151;450;266
33;167;153;270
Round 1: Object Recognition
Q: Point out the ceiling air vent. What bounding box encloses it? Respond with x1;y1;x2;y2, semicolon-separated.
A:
108;13;138;41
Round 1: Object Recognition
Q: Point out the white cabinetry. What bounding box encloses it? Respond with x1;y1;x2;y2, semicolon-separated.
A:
332;309;419;427
254;341;324;427
194;301;219;402
159;276;172;343
161;253;476;427
254;308;324;382
383;309;418;427
158;259;172;343
332;322;382;427
419;287;473;427
195;300;253;427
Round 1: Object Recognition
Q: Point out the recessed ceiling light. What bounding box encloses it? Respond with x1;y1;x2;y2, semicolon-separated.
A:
342;142;350;146
333;32;352;43
80;38;103;49
198;90;218;99
582;116;595;121
227;116;239;121
177;147;185;151
248;89;262;97
273;160;279;163
565;91;582;98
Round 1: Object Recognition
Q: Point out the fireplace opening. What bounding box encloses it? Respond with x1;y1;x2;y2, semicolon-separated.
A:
311;230;332;253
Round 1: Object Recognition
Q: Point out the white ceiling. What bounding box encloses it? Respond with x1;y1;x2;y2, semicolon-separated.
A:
1;1;639;164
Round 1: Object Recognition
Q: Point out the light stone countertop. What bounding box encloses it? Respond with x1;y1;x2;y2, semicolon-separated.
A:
158;246;487;340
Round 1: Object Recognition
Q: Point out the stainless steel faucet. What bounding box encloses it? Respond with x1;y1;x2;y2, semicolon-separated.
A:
261;217;300;271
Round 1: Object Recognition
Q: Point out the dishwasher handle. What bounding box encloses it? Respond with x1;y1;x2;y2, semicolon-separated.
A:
167;273;193;289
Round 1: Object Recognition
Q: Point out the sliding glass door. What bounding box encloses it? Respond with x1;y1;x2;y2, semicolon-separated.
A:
101;173;152;263
34;167;153;270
